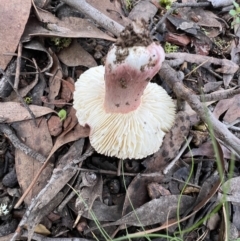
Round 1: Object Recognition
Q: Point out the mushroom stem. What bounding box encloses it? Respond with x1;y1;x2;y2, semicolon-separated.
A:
104;42;165;114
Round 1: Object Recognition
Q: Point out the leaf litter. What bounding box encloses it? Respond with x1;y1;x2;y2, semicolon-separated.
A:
0;0;240;240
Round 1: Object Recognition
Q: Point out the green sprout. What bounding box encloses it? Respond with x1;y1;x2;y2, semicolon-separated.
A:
201;27;210;36
164;42;179;53
229;1;240;27
24;96;32;105
50;37;72;50
125;0;132;10
159;0;172;10
58;109;67;121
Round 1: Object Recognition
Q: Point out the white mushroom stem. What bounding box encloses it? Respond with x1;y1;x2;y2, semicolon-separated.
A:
104;42;165;113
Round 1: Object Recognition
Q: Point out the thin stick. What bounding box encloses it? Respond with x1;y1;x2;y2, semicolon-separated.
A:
200;87;240;102
61;0;124;36
14;42;23;90
163;136;193;174
0;124;46;163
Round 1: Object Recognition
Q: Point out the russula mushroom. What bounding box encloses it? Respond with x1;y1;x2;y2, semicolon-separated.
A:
73;22;176;159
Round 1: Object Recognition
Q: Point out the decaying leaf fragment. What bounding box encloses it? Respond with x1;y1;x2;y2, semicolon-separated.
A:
213;93;240;123
86;195;195;233
0;102;55;123
58;39;97;68
0;0;31;69
218;177;240;203
13;119;53;206
22;12;116;42
75;172;103;219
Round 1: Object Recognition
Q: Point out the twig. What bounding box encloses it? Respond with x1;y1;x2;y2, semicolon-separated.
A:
60;0;125;36
117;159;122;176
171;177;201;189
14;42;22;90
20;230;90;241
66;167;165;177
73;146;95;164
166;53;239;75
163;136;193;174
159;62;240;157
184;59;209;78
200;87;240;102
0;124;46;163
57;170;82;214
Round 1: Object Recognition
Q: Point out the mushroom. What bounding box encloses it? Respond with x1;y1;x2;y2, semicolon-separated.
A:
73;23;176;159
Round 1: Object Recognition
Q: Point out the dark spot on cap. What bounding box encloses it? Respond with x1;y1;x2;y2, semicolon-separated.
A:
140;65;145;72
108;63;112;72
126;102;130;105
119;78;127;89
115;104;120;107
146;77;151;82
170;142;174;147
180;116;184;122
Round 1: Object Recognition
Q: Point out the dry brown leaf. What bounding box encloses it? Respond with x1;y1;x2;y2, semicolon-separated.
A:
47;115;63;136
58;39;97;67
87;195;195;232
203;81;223;93
147;183;171;199
63;77;75;93
0;102;55;123
60;78;74;102
132;175;221;236
83;200;122;222
23;40;53;73
45;107;89;160
213;94;240;123
33;0;50;8
0;0;31;69
13;118;53;206
164;32;191;47
34;224;51;235
187;9;222;31
87;0;129;26
184;141;232;159
47;50;62;110
122;175;164;215
22;12;116;42
219;177;240;203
